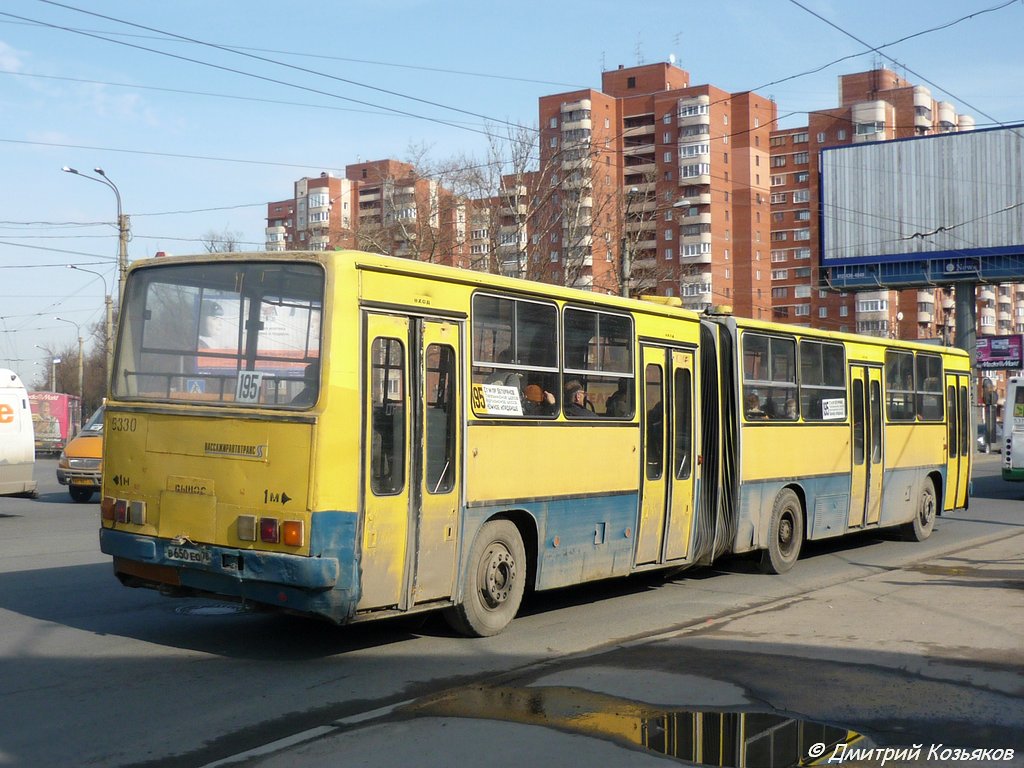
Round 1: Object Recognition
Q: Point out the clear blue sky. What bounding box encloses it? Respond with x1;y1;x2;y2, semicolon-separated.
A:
1;0;1022;384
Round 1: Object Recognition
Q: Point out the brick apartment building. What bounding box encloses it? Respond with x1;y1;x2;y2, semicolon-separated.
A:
536;62;776;319
265;159;470;267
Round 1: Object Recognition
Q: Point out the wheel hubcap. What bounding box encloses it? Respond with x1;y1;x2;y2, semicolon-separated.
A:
481;544;516;609
920;492;935;526
778;514;794;554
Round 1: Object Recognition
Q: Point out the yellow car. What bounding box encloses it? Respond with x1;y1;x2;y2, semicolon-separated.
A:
57;406;103;503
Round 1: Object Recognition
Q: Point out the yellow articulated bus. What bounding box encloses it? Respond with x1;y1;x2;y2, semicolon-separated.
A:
98;251;971;635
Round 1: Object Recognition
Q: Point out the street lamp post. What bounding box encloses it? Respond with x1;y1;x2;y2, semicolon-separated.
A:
55;317;84;405
66;265;113;389
61;166;129;302
34;346;60;391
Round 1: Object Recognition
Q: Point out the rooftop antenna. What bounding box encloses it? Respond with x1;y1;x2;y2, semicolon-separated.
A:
635;35;644;65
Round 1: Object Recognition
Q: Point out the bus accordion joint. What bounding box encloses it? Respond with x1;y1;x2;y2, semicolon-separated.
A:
703;304;733;316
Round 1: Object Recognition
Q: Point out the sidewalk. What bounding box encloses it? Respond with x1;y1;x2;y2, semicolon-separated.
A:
222;529;1024;768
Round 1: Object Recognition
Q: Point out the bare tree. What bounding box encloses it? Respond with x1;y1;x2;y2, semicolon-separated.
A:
200;228;246;253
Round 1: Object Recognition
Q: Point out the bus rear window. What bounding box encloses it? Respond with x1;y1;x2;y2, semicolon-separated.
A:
113;261;324;407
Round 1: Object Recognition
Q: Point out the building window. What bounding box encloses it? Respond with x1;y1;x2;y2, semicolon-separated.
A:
772;287;788;298
837;129;847;140
816;132;826;143
795;172;809;183
793;132;808;143
819;307;828;318
793;152;809;165
794;304;811;316
627;76;636;88
795;210;811;221
771;175;785;186
771;156;787;167
794;229;811;241
771;269;789;280
795;285;811;298
793;189;810;203
663;113;672;124
771;192;787;204
665;248;673;260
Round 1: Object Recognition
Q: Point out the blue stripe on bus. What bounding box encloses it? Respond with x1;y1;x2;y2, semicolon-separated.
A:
99;509;360;623
464;492;639;591
733;465;946;552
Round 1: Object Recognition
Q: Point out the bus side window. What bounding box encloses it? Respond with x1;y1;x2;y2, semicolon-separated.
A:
370;338;406;495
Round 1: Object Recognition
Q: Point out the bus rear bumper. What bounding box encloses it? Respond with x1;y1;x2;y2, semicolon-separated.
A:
99;528;357;621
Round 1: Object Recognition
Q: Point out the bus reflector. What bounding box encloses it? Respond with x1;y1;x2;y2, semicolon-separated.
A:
129;501;146;525
237;515;257;541
101;497;115;521
259;517;279;543
282;520;304;547
113;500;129;523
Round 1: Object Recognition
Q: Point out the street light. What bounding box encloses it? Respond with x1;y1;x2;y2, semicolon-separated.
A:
61;166;129;302
34;345;60;391
55;317;84;404
66;265;113;389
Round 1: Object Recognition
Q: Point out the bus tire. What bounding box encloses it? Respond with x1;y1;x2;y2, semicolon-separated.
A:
759;489;803;574
69;486;93;503
902;478;936;542
444;520;525;637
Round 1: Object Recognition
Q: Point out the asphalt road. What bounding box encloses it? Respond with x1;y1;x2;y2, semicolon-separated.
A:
0;455;1020;767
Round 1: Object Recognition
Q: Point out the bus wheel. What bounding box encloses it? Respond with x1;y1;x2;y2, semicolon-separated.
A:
759;489;803;574
903;478;936;542
69;486;93;503
444;520;525;637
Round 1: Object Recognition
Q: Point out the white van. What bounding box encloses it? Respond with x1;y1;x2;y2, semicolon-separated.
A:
0;369;37;496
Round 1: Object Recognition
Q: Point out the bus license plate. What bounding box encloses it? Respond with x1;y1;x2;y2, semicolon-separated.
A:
166;545;211;566
70;477;92;485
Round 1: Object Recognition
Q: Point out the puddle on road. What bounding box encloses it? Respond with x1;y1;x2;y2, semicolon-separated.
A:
408;684;866;767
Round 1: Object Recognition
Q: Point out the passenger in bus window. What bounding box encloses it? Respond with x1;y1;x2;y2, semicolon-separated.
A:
745;392;767;420
605;380;632;417
291;361;319;405
523;383;557;416
785;398;798;419
564;380;592;417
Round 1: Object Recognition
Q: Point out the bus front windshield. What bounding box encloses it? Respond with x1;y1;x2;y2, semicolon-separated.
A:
112;261;324;408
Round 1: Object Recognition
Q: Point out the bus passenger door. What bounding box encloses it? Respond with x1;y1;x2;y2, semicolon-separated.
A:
663;349;696;561
635;349;666;565
849;365;883;527
412;320;461;605
636;346;696;565
360;313;412;611
944;373;970;510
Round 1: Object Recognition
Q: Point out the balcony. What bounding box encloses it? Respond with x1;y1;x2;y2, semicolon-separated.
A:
680;211;712;225
562;118;592;132
978;287;995;302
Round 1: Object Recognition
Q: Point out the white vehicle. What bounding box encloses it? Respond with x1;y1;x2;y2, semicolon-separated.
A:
0;369;37;496
1003;376;1024;482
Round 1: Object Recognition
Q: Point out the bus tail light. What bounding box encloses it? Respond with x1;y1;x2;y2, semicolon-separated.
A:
282;520;304;547
237;515;257;541
259;517;279;543
101;497;146;524
129;501;146;525
238;516;302;546
114;500;129;523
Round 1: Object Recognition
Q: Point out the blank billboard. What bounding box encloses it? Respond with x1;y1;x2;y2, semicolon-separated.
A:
821;125;1024;287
